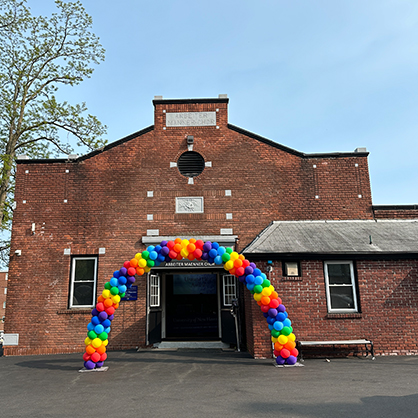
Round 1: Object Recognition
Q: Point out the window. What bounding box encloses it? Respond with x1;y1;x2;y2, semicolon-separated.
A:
223;274;237;306
2;301;5;309
149;274;160;307
69;257;98;308
283;262;300;277
324;261;358;313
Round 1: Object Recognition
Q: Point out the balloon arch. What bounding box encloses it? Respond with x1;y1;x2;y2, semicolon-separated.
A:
82;238;298;369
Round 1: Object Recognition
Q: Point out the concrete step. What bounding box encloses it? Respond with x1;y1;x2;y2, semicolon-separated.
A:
153;341;230;350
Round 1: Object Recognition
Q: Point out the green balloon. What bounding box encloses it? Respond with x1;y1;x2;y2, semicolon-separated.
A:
253;285;263;293
281;326;291;336
142;250;150;260
104;282;111;290
262;279;271;288
120;292;126;298
88;330;97;340
147;259;155;267
221;253;230;262
271;329;280;338
110;286;119;295
226;247;233;254
98;332;108;341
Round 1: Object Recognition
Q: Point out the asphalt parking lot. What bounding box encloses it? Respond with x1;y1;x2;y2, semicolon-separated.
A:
1;348;417;418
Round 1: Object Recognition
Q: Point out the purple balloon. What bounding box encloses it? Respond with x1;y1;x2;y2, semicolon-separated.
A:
119;267;127;276
244;266;254;275
160;240;168;247
276;356;285;365
268;308;278;318
127;276;135;284
203;241;212;251
96;361;104;368
238;275;246;283
108;314;114;321
263;312;268;318
165;255;172;262
278;304;286;313
91;308;99;316
161;246;170;256
98;311;108;321
250;262;257;269
84;360;95;370
201;252;209;260
286;355;297;365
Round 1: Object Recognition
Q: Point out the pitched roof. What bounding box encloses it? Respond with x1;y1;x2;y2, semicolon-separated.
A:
243;220;418;255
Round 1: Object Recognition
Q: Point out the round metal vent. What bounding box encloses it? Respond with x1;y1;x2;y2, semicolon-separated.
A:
177;151;205;178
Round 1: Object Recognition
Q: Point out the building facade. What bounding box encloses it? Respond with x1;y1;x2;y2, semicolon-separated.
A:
4;96;418;358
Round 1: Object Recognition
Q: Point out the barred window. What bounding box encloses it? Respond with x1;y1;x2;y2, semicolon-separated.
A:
150;274;160;307
223;274;237;306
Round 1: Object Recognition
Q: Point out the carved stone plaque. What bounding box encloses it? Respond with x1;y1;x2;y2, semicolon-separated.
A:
176;197;204;213
166;112;216;127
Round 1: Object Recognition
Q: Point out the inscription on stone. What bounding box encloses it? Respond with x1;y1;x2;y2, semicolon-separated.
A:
176;197;204;213
166;112;216;127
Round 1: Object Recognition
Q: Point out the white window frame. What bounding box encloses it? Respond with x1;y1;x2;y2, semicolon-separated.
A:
324;260;358;313
149;274;160;307
69;256;98;308
223;274;237;306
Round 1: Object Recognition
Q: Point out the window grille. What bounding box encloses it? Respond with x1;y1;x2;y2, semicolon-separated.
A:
223;274;237;306
149;274;160;307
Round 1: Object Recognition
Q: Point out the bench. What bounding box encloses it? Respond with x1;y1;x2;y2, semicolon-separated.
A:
297;339;375;361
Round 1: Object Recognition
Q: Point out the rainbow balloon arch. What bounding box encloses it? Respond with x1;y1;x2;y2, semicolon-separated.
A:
82;238;298;369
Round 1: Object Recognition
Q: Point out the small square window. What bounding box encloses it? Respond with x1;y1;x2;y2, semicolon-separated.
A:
69;257;98;308
283;262;300;277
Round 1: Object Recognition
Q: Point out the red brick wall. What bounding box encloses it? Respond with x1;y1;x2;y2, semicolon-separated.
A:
373;206;418;220
0;271;7;328
5;98;379;356
245;258;418;358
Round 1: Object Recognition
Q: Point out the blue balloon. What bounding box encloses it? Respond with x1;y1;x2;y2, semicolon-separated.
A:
102;319;111;328
209;249;218;258
212;242;220;249
254;275;263;285
155;245;162;253
246;274;255;284
118;276;127;285
214;256;223;265
217;246;226;256
246;283;255;291
253;268;262;276
158;254;166;262
110;278;119;287
91;316;100;325
113;270;121;278
149;251;158;260
87;323;95;331
260;273;267;280
146;245;155;252
208;257;215;264
268;324;274;331
273;321;284;331
276;312;286;322
118;285;127;294
283;318;292;327
266;316;275;325
104;327;111;334
94;324;104;334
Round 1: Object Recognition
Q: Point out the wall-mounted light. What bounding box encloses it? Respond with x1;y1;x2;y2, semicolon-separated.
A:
15;250;22;256
186;135;194;151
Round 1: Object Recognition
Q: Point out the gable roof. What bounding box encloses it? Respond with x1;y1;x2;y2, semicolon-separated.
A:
243;220;418;256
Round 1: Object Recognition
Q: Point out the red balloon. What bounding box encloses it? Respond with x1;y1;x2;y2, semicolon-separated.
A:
273;349;281;357
105;306;115;315
169;250;177;259
242;259;250;268
290;348;299;357
261;304;270;313
269;298;280;309
96;302;105;312
280;348;290;359
167;241;175;250
83;353;91;361
123;260;131;269
100;353;107;361
195;240;204;250
194;248;202;259
127;267;136;277
234;267;243;277
91;352;101;363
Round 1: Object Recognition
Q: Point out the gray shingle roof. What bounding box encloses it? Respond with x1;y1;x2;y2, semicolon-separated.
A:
243;220;418;255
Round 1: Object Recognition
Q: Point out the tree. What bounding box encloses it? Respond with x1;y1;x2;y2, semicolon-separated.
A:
0;0;107;265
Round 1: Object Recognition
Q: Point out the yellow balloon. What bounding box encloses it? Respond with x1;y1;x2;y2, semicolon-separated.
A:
271;336;278;343
224;260;234;270
84;337;92;346
112;295;121;304
103;339;109;346
262;287;272;297
144;266;151;273
180;248;189;257
138;258;147;268
135;252;142;260
268;285;275;293
102;289;111;298
181;239;189;248
230;252;239;261
288;333;296;342
278;335;288;345
253;293;262;302
92;338;102;348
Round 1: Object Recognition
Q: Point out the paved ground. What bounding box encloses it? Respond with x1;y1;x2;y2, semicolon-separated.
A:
1;348;417;418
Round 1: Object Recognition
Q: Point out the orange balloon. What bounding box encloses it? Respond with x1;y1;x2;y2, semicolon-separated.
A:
189;238;196;244
113;302;119;309
174;243;182;253
285;340;296;351
174;238;182;244
98;295;105;303
136;267;145;276
104;298;113;308
261;296;271;305
274;342;284;351
271;291;279;300
86;344;96;355
239;254;245;260
187;243;196;252
187;253;195;261
233;259;243;268
130;258;138;268
97;345;106;354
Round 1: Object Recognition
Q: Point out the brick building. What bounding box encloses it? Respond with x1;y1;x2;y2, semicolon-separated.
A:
0;271;7;333
3;96;418;358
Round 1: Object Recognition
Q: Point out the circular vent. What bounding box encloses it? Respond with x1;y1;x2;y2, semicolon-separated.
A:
177;151;205;178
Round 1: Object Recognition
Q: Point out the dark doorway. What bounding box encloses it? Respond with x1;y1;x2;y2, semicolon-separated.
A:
165;273;219;339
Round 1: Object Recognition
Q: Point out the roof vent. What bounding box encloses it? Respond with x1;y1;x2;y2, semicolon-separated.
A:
354;147;367;153
177;151;205;178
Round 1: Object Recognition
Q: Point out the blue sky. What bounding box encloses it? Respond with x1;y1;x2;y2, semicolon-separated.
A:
30;0;418;205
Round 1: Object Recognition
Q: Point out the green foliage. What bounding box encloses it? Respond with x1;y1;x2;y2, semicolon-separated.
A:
0;0;107;265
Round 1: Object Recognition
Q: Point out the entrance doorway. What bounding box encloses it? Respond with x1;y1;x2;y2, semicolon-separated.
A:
165;273;218;339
